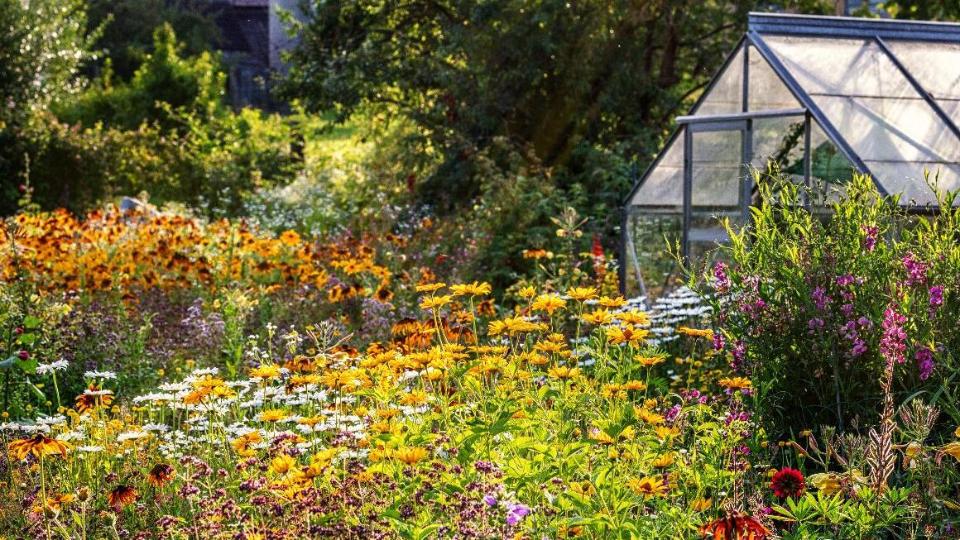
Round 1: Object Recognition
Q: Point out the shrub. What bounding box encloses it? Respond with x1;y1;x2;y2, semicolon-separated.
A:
705;173;960;433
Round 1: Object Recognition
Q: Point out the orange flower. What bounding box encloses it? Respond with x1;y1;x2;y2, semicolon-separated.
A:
606;325;648;347
677;326;714;340
718;377;752;390
8;433;70;461
532;294;566;315
75;384;114;414
698;512;771;539
107;485;138;509
394;446;429;465
146;463;176;487
627;476;667;498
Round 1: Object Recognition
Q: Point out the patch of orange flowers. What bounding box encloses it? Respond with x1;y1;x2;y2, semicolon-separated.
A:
0;207;394;303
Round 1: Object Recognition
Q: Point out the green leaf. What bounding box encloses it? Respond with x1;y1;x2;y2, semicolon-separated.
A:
23;315;41;329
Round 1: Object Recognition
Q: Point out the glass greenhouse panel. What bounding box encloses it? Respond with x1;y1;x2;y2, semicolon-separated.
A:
623;211;683;299
746;45;800;111
629;129;684;209
763;35;960;203
694;45;744;115
692;129;742;208
885;41;960;126
863;161;960;205
751;116;805;175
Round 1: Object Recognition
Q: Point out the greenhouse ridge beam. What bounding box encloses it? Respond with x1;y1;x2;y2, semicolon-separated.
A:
748;12;960;43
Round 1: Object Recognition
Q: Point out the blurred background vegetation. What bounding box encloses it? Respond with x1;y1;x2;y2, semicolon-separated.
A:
1;0;957;289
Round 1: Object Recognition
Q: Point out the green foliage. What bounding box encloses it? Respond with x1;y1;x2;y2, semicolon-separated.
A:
58;24;227;131
0;0;97;123
0;0;98;213
281;0;758;242
85;0;219;81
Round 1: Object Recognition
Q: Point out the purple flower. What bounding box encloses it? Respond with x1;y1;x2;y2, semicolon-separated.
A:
713;262;730;294
712;331;725;351
850;339;868;357
482;494;498;507
880;306;908;367
915;347;935;380
812;287;830;310
505;502;530;526
862;225;879;252
731;340;747;373
807;318;825;333
836;275;855;287
929;285;944;308
902;252;928;286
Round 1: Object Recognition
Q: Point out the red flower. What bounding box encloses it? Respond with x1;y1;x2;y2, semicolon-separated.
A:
770;467;805;499
591;235;604;259
699;511;771;539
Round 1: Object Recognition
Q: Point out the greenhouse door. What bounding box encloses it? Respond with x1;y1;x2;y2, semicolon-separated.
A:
679;108;810;261
683;120;750;262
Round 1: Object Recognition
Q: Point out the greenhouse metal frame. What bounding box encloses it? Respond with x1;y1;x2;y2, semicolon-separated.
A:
622;12;960;297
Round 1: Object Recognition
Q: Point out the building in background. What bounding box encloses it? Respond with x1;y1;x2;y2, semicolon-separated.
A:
208;0;305;110
622;12;960;298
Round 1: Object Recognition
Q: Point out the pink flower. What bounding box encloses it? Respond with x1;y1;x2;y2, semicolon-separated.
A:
880;306;908;367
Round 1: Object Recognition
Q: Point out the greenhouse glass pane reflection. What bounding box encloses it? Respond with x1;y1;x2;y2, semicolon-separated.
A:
623;13;960;298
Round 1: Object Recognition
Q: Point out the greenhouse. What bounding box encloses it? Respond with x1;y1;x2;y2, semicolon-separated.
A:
622;12;960;297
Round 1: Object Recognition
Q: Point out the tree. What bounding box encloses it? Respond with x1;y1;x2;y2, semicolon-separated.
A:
84;0;220;81
281;0;758;213
58;24;227;131
0;0;96;123
0;0;96;213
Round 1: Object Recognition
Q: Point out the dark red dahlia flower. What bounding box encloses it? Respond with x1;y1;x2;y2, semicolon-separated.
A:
770;467;805;499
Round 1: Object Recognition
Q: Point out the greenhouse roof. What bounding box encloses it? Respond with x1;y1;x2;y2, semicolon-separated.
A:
626;12;960;212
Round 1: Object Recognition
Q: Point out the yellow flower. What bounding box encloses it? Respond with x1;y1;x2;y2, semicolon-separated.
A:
399;390;429;406
258;409;289;422
955;426;960;438
636;408;665;425
636;355;666;367
451;281;492;297
627;476;667;498
566;287;598;302
420;295;453;310
489;316;545;336
718;377;752;390
548;365;581;380
622;380;647;391
394;446;429;465
249;364;282;379
518;286;537;299
532;294;566;315
269;453;296;475
655;426;681;440
807;472;843;495
8;434;70;461
606;325;648;347
677;326;714;339
582;309;614;325
416;283;446;293
690;497;712;511
651;453;675;468
617;309;650;326
598;296;627;308
941;441;960;461
902;441;922;468
590;430;616;445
